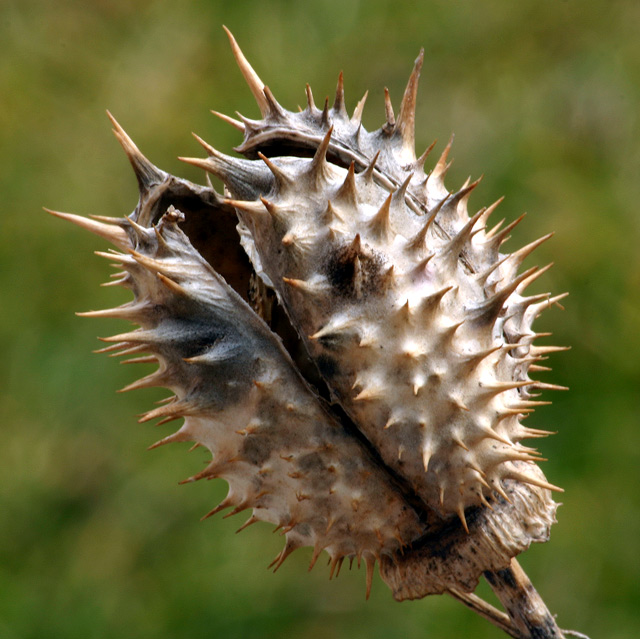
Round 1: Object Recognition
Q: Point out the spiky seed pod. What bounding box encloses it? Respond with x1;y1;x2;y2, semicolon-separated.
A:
52;27;572;637
191;35;565;524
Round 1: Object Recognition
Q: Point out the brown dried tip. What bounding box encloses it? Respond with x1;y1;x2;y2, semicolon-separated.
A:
223;26;269;117
106;111;165;189
395;48;424;154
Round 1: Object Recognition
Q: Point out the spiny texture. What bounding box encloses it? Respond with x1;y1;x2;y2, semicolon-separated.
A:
52;29;566;604
186;31;566;525
58;207;426;594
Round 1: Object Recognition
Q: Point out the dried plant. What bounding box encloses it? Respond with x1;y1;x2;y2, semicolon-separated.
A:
49;27;588;639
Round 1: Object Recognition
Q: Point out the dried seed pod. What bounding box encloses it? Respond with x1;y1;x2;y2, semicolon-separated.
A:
51;27;578;639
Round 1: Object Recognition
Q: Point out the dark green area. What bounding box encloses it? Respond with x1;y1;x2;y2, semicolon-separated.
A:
1;1;638;637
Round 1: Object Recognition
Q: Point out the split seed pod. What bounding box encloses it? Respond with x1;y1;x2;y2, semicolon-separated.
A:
51;27;577;638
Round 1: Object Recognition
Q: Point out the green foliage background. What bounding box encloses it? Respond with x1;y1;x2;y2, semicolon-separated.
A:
1;1;638;637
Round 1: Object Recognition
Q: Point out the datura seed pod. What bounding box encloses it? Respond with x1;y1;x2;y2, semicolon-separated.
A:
51;27;586;639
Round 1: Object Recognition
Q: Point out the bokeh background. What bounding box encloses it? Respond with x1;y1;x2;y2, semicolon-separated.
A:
1;1;638;637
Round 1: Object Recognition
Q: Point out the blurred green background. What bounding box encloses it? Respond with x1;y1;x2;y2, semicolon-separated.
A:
1;0;638;637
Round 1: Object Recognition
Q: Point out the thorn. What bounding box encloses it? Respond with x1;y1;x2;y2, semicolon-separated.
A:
320;96;330;128
201;496;234;521
481;379;532;396
479;492;495;511
270;539;298;572
222;501;250;519
508;233;554;271
353;385;382;402
211;110;244;132
234;111;261;134
147;430;192;450
422;442;433;470
396;299;412;323
472;266;538;324
349;233;362;254
156;272;189;296
516;263;554;294
137;400;185;423
491;480;512;504
309;544;324;572
528;292;569;318
321;200;343;225
329;554;343;579
529;344;571;356
507;471;564;493
45;209;130;250
485;213;527;250
404;194;448;253
368;193;392;240
108;344;148;358
262;85;285;119
362;151;380;183
384;412;401;429
100;276;129;288
416;285;454;318
448;176;483;219
308;126;333;185
236;515;259;534
475;254;510;286
380;264;395;292
308;318;353;341
440;207;486;266
522;427;556;438
351;90;369;124
75;304;142;321
530;382;569;392
99;328;156;345
223;26;269;117
189;132;217;157
333;71;347;117
457;504;470;534
528;364;552;373
430;134;454;184
478;425;513;447
365;554;376;599
458;345;502;373
383;87;395;132
93;342;129;355
334;162;358;206
282;276;326;296
257;152;292;189
453;435;469;451
305;83;315;110
392;173;413;205
511;400;553;411
224;197;269;219
415;139;438;171
105;111;165;190
394;48;424;155
325;517;336;535
116;371;166;393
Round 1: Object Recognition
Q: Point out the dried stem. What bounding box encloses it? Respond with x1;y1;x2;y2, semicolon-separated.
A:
447;588;520;638
450;558;590;639
483;558;565;638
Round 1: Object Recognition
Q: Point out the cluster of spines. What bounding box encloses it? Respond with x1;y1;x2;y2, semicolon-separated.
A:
49;202;428;597
178;32;569;530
